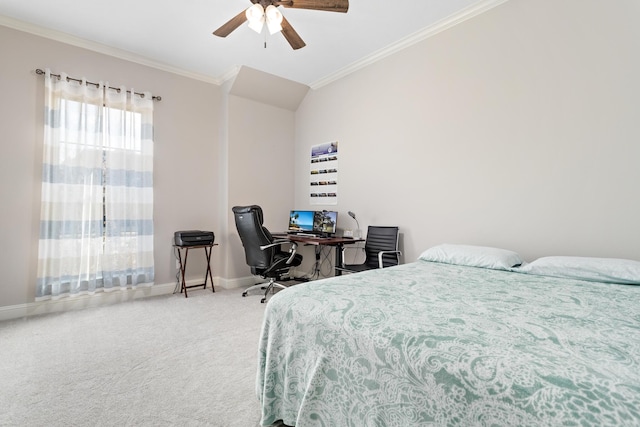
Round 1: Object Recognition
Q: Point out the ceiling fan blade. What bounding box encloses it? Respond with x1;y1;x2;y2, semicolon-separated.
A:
281;16;307;50
279;0;348;13
213;9;248;38
281;16;306;50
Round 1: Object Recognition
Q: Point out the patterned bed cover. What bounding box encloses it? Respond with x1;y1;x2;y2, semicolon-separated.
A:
257;260;640;426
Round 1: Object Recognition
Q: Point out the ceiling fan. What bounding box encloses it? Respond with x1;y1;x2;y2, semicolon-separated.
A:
212;0;349;50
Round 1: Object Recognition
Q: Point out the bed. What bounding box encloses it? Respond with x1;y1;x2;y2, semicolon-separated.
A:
256;245;640;426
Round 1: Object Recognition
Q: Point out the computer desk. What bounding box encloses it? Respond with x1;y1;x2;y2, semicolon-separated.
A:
273;234;364;276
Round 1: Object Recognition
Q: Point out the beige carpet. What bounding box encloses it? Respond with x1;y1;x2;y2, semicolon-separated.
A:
0;287;287;426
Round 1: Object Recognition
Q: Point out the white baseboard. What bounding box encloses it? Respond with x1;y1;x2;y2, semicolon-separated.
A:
0;275;259;322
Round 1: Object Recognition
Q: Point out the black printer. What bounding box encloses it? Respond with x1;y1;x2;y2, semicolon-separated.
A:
174;230;215;247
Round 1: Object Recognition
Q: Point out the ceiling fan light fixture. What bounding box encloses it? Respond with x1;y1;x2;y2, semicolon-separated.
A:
246;4;265;33
214;0;349;49
265;5;283;34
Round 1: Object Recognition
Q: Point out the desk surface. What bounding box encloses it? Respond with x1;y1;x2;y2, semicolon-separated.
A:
273;234;363;246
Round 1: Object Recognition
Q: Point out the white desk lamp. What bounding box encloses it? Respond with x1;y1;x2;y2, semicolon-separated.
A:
347;211;361;238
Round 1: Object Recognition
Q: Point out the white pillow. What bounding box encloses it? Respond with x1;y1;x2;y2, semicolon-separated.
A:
518;256;640;285
418;244;524;271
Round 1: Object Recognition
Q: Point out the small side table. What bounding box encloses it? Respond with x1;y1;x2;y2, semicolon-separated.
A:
174;243;218;298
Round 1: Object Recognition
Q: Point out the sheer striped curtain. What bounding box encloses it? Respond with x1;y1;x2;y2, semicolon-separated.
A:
37;69;154;300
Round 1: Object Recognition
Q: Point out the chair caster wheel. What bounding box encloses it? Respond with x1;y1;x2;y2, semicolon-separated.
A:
242;292;247;297
261;298;266;303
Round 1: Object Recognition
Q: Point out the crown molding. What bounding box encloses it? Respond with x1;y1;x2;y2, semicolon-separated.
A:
309;0;511;90
0;14;221;85
2;0;511;91
219;65;242;85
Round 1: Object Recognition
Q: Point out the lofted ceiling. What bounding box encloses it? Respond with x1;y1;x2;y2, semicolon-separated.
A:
0;0;506;89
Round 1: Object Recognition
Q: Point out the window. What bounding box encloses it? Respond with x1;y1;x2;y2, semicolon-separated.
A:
37;70;154;300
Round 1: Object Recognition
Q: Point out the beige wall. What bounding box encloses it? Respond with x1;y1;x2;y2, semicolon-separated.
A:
0;25;220;308
223;95;296;280
2;0;640;314
294;0;640;263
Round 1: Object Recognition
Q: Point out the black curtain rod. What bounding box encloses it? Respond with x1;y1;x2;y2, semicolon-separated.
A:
35;68;162;101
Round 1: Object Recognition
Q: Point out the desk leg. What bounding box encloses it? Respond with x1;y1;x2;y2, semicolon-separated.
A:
204;246;215;293
176;245;216;297
178;248;189;298
334;244;343;276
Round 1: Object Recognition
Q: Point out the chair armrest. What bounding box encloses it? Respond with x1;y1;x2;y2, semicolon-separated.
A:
341;245;364;265
377;250;402;268
260;240;299;265
259;239;291;251
285;242;299;264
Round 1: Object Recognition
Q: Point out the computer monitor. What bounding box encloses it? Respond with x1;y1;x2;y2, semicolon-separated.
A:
313;210;338;236
288;210;315;233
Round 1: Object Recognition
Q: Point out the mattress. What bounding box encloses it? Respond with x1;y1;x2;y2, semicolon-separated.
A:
257;260;640;426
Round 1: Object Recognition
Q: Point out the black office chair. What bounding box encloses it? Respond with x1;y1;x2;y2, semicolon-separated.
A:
232;205;303;303
338;226;402;273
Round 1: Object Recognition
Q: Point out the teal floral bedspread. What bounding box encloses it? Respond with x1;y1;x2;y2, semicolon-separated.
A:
257;260;640;426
